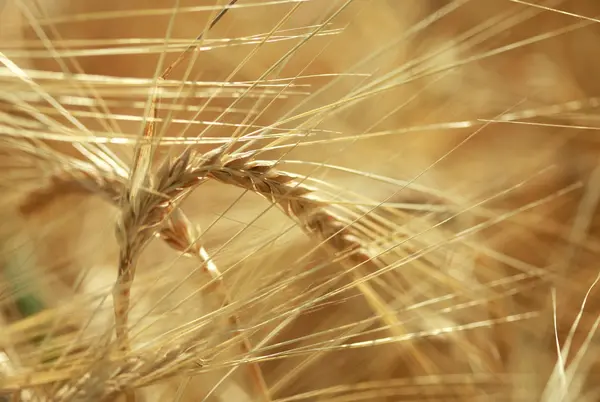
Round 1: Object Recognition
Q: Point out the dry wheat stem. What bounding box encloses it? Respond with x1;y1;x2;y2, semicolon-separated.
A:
157;207;272;401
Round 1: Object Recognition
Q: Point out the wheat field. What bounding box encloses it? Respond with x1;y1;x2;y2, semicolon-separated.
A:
1;0;600;401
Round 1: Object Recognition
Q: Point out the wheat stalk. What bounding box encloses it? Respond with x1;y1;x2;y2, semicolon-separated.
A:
20;142;437;392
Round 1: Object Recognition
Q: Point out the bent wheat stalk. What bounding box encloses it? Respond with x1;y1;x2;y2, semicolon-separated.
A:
22;145;423;378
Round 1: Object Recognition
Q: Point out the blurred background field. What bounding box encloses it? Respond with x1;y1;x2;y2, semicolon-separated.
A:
2;1;600;401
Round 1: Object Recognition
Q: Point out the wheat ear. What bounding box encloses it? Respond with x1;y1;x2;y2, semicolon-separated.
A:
23;147;417;370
